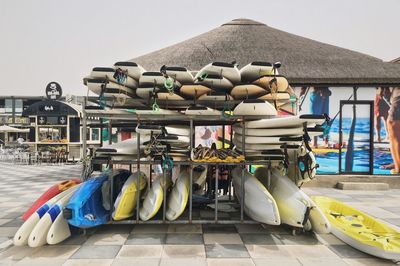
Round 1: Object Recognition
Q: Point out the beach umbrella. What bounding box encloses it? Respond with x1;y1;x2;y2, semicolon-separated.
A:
0;125;28;133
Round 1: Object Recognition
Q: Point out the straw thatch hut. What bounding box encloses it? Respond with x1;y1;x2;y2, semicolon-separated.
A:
131;18;400;86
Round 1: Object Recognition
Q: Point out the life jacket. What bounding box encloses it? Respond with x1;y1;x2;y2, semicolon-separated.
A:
296;145;319;186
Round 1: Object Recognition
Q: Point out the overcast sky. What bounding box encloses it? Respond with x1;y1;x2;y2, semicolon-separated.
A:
0;0;399;96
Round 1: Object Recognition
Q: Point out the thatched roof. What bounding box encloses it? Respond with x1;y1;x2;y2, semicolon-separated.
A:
130;18;400;86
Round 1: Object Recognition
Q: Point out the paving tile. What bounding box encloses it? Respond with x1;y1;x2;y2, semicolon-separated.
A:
160;258;207;266
252;258;301;266
131;224;169;234
60;234;89;245
285;245;340;258
278;233;320;245
162;245;205;258
15;258;66;265
167;224;202;234
245;244;293;259
315;233;345;245
328;244;374;258
117;245;163;258
71;245;121;259
126;233;166;245
205;244;249;258
63;259;113;266
202;224;237;234
203;233;243;244
0;245;37;261
297;257;349;266
84;233;128;245
240;234;284;245
95;225;134;234
28;245;80;259
235;224;270;234
1;218;24;227
112;258;160;266
0;219;13;226
343;258;397;265
0;227;19;237
165;233;204;244
207;258;254;266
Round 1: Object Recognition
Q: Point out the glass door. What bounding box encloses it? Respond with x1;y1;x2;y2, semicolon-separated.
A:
339;101;374;174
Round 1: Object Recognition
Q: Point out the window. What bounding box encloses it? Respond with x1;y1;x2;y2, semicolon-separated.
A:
15;99;22;114
5;99;12;113
91;128;100;141
38;127;67;142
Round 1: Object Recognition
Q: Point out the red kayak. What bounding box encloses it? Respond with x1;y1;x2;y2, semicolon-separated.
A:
22;179;81;221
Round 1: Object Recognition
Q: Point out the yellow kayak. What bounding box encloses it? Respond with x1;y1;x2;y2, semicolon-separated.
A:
312;196;400;262
112;172;147;221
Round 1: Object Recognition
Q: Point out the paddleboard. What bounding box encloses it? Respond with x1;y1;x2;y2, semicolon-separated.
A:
231;167;280;225
114;61;146;80
195;62;241;84
234;134;303;144
113;172;147;221
312;196;400;261
255;167;311;228
244;114;326;129
230;84;268;100
165;125;190;136
139;175;172;221
22;179;81;221
65;174;109;228
166;169;190;221
240;61;276;83
233;99;277;116
96;136;150;156
233;125;304;137
180;85;213;99
253;75;289;92
139;71;166;86
14;187;77;246
28;186;79;247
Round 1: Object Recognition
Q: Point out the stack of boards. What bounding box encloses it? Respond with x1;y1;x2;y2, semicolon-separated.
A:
83;61;294;114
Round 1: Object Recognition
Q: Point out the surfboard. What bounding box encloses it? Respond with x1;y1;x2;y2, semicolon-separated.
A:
244;114;326;129
14;186;77;246
91;67;138;89
139;175;172;221
240;61;276;83
112;172;147;221
233;99;277;116
231;167;280;225
22;179;81;221
230;84;268;100
195;62;241;84
233;125;304;137
28;186;79;247
255;167;311;228
180;85;213;99
166;169;190;221
253;75;289;92
114;61;146;80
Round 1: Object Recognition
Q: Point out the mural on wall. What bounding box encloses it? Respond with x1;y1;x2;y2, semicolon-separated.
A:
195;126;232;148
296;87;400;175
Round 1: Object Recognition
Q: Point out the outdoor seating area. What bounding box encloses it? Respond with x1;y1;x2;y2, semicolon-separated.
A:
0;146;70;165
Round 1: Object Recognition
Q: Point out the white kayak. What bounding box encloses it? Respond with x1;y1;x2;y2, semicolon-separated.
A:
114;61;146;80
195;74;234;92
231;167;280;225
258;92;291;101
166;169;190;221
255;167;311;228
197;92;233;101
86;78;135;98
28;186;79;247
139;175;172;221
180;85;213;99
233;134;303;144
165;125;190;136
233;125;304;137
185;105;221;116
91;67;138;89
233;99;277;116
195;62;241;84
13;187;77;246
157;135;190;145
244;114;326;129
139;71;166;86
240;61;276;83
230;84;268;100
136;125;190;137
253;75;289;92
163;66;194;85
96;136;150;155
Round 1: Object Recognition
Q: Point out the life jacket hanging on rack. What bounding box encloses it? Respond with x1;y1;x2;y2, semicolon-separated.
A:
296;145;318;186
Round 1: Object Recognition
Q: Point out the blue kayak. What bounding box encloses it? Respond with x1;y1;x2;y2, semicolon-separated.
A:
65;174;109;228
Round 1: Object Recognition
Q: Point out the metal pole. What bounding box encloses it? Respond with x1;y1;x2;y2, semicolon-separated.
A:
189;119;194;223
240;116;245;222
214;165;218;223
136;131;140;222
82;97;87;161
163;169;167;222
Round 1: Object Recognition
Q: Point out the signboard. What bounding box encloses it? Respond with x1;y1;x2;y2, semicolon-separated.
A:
39;104;60;113
45;82;62;100
58;116;67;125
38;116;47;125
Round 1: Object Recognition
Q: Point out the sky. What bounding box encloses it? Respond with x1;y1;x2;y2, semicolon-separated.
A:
0;0;399;97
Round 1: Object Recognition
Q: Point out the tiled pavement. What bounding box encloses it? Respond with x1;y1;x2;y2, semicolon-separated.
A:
0;162;399;265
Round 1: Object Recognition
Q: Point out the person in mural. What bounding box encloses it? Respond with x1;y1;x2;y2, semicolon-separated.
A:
374;87;391;143
386;87;400;174
309;87;332;147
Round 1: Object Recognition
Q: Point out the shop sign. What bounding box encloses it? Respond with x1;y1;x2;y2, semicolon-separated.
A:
45;82;62;100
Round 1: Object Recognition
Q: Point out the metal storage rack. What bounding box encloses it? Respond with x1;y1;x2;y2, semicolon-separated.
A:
81;97;296;225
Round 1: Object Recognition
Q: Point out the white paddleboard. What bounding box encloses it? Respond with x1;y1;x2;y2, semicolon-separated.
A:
28;186;79;247
164;66;194;85
166;169;190;221
233;125;304;137
13;187;77;246
195;62;241;84
244;115;326;129
231;167;280;225
233;99;277;116
96;135;150;156
185;105;221;116
195;74;233;91
165;125;190;136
